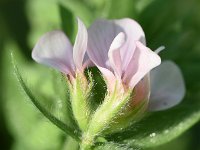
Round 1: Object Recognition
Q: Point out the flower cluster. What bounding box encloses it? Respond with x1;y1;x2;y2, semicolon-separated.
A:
32;18;185;148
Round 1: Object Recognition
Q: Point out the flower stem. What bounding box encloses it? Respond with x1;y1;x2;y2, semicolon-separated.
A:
80;133;94;150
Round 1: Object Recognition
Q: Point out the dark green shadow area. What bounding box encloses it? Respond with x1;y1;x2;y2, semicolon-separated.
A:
0;0;31;149
0;0;31;59
0;34;13;150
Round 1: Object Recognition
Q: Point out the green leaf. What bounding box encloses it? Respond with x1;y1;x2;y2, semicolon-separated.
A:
106;0;154;19
94;142;135;150
147;130;192;150
58;0;94;26
13;121;65;150
61;136;79;150
107;0;138;19
59;4;75;40
107;94;200;148
12;55;80;141
27;0;61;47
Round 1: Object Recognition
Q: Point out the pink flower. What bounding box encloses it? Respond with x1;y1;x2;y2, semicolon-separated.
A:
32;18;91;79
87;19;160;92
86;18;185;111
32;18;185;111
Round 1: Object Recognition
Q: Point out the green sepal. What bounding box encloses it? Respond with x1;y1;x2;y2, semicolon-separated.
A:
86;89;132;136
105;96;148;134
81;82;132;149
69;72;93;132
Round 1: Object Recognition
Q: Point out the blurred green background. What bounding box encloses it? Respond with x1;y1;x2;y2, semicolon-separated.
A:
0;0;200;149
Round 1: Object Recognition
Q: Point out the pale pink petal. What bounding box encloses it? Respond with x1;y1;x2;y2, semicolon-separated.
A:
121;41;136;73
113;18;146;45
123;41;161;89
114;18;145;71
131;75;150;106
83;54;94;68
148;61;185;111
87;19;117;68
73;18;88;71
108;32;125;77
87;18;145;71
32;30;74;74
82;59;94;69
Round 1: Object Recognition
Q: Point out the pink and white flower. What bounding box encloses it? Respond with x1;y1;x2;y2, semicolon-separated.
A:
32;18;185;111
86;18;185;111
32;18;91;80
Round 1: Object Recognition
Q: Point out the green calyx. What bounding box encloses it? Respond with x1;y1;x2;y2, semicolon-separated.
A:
69;72;93;132
80;82;133;149
105;97;148;134
79;80;150;149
